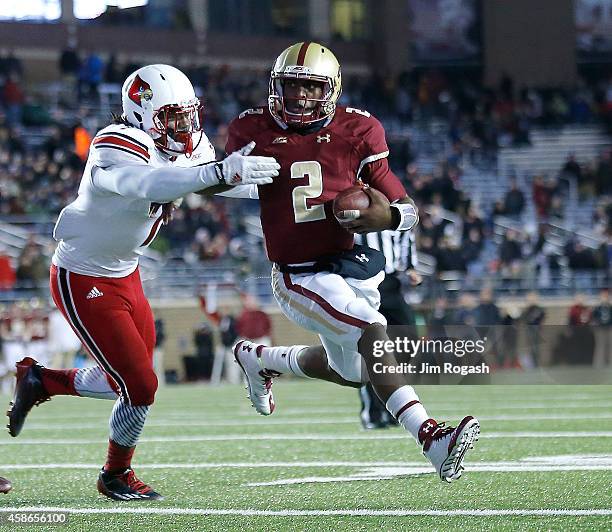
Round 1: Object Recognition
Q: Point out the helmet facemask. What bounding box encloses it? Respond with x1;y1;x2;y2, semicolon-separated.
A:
269;73;337;128
152;100;204;157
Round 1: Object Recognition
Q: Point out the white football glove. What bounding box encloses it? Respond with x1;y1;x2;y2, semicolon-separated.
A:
215;142;279;186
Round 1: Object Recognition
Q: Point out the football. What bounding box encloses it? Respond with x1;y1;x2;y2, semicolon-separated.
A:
333;185;370;222
0;476;12;494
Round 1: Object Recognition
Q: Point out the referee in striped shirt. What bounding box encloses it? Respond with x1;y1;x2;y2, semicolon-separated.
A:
355;229;422;429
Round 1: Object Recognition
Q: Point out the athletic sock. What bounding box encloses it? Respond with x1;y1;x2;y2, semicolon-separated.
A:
74;367;119;400
257;344;309;377
109;397;150;448
104;439;135;474
41;367;78;396
385;385;430;442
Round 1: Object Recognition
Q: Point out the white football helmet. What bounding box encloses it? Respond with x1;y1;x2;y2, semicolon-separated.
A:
121;64;203;156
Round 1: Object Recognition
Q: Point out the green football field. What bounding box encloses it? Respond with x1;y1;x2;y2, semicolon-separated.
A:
0;382;611;531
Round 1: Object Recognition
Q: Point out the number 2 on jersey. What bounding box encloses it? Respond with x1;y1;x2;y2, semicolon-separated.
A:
291;161;326;223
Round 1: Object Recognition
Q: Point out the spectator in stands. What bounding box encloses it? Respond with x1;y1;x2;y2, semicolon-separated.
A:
532;175;552;218
0;245;15;290
428;296;451;336
235;293;272;346
521;291;546;367
474;286;502;326
548;195;564;220
568;293;591;326
15;237;47;288
462;206;484;242
503;177;526;217
552;294;595;365
78;52;104;102
499;229;523;267
566;241;599;270
453;293;477;326
561;153;582;183
435;237;467;273
2;73;24;125
595;149;612;196
462;227;484;266
592;289;611;367
59;44;81;98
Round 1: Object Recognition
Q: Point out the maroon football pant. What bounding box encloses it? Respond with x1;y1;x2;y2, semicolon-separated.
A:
49;264;157;406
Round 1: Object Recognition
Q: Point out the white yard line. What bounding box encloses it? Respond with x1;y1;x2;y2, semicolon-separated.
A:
2;431;612;445
18;412;612;430
3;455;612;471
0;507;610;517
15;401;612;422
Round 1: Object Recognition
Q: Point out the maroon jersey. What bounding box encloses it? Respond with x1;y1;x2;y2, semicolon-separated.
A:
226;106;406;264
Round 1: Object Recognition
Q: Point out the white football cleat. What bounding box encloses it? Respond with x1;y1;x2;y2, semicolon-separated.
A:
420;416;480;482
233;341;280;415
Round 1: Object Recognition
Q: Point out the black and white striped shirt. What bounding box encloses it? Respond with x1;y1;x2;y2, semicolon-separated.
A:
355;230;417;274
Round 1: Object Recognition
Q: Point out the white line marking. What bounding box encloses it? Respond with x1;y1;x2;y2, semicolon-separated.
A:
3;455;612;473
18;412;612;430
2;431;612;445
0;507;609;517
246;455;612;486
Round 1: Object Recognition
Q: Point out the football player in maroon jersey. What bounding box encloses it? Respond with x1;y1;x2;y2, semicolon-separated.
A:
230;42;479;482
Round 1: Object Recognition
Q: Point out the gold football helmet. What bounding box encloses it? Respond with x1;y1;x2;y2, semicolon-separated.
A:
268;42;342;127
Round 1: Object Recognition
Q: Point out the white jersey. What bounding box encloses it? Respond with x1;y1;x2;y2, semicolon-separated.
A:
52;124;218;277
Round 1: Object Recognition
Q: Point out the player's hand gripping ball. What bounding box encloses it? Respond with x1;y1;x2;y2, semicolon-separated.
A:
334;185;393;233
333;184;370;222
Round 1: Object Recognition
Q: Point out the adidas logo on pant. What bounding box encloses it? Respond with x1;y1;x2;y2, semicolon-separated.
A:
87;287;104;299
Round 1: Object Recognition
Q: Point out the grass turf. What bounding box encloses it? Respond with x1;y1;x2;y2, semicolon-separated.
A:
0;382;611;531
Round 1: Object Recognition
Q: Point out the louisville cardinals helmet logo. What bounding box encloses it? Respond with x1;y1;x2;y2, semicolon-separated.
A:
128;75;153;107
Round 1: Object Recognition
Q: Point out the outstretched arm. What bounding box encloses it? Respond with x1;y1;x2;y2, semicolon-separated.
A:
94;142;278;203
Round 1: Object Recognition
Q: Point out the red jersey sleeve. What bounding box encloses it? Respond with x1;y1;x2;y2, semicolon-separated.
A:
361;158;407;202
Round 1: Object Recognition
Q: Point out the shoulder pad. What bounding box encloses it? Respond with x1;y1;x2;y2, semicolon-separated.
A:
91;124;154;167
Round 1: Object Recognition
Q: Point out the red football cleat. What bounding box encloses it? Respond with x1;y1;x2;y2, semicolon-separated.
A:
97;468;163;501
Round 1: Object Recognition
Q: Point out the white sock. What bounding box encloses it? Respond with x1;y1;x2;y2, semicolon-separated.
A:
259;345;309;377
385;385;430;442
74;367;118;400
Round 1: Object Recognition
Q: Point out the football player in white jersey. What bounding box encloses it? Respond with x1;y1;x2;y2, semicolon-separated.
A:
7;64;277;501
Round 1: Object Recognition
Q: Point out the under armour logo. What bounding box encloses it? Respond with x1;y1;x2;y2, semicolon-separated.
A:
355;253;369;263
273;136;288;144
316;134;331;143
421;421;435;434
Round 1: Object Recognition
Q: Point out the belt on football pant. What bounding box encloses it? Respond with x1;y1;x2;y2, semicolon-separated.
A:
275;263;322;275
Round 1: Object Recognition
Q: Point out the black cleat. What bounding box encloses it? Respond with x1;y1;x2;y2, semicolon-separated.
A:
97;468;163;501
7;357;50;437
0;476;11;494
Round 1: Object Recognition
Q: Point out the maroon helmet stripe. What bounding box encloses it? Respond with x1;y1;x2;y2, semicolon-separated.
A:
296;42;311;66
395;400;420;419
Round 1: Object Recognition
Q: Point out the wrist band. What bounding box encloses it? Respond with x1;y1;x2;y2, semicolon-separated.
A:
391;203;419;231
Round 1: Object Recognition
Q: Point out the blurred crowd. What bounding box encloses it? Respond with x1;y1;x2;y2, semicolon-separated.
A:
425;287;611;368
0;51;611;292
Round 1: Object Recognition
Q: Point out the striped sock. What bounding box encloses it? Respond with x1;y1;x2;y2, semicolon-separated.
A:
109;397;149;448
385;385;430;442
74;367;119;400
